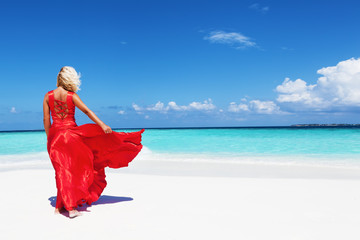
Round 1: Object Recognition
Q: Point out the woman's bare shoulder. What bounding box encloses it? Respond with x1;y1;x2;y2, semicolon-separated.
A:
72;92;82;103
43;92;50;105
72;92;79;98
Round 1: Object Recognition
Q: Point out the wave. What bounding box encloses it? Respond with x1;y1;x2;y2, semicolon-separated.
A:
1;146;360;172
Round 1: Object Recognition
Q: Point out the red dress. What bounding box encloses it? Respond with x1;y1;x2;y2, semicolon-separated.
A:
46;90;144;211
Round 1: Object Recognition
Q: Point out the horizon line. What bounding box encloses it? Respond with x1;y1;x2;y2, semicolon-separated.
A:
1;124;360;133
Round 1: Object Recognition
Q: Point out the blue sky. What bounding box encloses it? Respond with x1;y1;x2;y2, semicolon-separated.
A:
1;0;360;130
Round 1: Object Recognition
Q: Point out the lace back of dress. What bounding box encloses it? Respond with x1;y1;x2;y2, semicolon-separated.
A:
49;90;74;121
54;99;69;120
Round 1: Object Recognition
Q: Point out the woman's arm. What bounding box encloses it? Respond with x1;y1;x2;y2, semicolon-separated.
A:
72;93;112;134
43;93;51;137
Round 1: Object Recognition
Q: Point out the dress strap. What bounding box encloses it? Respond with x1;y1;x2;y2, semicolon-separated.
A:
66;91;75;108
48;90;55;111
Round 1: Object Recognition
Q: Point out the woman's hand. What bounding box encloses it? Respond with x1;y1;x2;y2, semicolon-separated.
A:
102;124;112;134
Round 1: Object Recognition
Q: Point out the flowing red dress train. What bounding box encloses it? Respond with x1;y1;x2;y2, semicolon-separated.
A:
46;90;144;211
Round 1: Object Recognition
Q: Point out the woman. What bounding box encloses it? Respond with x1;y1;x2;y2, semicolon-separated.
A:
43;66;144;218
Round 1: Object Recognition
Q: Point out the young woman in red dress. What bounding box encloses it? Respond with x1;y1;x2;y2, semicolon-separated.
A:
43;66;144;218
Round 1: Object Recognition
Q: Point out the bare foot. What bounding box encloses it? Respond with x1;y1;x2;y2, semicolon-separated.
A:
54;207;66;214
69;209;82;218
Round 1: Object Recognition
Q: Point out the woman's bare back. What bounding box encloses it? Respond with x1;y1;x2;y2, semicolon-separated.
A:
52;87;70;102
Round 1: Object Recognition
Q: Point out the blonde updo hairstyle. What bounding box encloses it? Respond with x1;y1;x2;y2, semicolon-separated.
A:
57;66;81;92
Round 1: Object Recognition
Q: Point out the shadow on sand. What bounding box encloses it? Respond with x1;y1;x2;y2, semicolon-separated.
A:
48;195;133;218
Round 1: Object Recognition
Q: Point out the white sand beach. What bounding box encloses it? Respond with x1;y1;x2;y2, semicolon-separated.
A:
1;157;360;240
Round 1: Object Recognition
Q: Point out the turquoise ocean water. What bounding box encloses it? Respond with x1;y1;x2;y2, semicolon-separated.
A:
1;127;360;168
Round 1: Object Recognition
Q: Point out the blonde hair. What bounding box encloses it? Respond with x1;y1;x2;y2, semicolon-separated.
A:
57;66;81;92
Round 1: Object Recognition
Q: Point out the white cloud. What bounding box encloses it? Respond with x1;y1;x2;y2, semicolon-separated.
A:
249;3;269;13
146;101;167;112
118;110;125;115
133;99;216;113
276;78;321;105
135;98;286;116
228;100;284;114
10;107;16;113
249;100;281;114
132;103;142;111
317;58;360;105
168;101;187;111
204;31;256;49
228;102;249;112
188;99;216;110
275;57;360;109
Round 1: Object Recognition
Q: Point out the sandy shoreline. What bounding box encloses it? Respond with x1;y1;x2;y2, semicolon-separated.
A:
3;153;360;179
1;159;360;239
